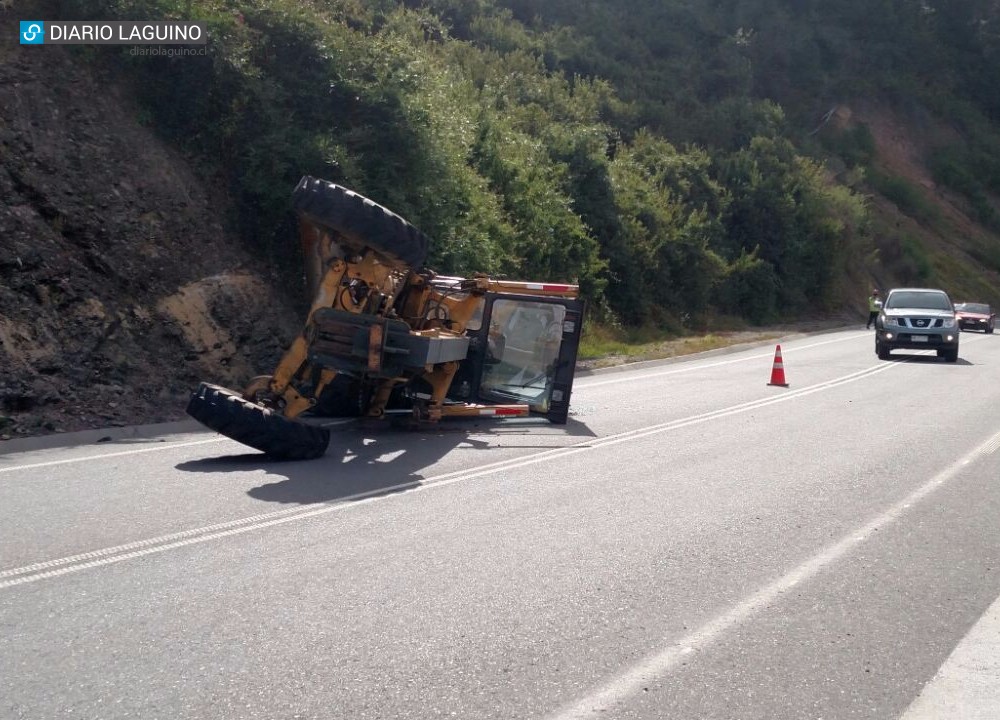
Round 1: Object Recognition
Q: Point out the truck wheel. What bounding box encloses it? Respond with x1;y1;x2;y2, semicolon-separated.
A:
876;339;890;360
186;383;330;460
291;176;429;269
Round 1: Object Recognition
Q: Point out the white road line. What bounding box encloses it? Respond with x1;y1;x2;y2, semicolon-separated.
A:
0;338;906;477
545;429;1000;720
0;503;317;580
578;332;871;388
578;331;986;389
0;335;983;476
898;592;1000;719
0;359;918;589
0;438;225;474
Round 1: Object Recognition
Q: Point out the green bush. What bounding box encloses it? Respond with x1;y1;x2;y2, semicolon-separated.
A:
40;0;910;330
715;250;779;324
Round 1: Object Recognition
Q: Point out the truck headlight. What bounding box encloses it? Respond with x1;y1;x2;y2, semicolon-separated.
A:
942;318;956;328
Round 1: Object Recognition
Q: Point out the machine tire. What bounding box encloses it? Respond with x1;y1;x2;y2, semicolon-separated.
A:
876;339;890;360
945;348;959;362
291;176;429;269
987;326;994;334
186;382;330;460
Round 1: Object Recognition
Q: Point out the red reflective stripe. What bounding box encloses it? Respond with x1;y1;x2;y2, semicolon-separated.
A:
487;407;526;416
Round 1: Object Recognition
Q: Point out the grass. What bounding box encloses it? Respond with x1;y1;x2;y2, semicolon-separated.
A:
578;321;786;369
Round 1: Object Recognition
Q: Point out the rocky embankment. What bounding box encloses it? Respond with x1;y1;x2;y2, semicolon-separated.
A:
0;40;302;440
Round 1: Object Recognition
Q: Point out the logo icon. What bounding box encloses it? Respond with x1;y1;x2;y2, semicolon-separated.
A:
20;21;45;44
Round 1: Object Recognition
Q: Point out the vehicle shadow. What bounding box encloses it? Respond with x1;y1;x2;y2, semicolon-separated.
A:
175;417;597;505
886;354;974;365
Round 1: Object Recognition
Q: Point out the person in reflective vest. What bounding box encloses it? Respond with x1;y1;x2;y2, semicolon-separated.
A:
866;289;882;329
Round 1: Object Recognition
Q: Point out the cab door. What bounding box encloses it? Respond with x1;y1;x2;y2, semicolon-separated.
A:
472;293;585;423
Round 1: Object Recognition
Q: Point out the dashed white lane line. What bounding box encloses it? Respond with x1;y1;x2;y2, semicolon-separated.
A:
545;429;1000;720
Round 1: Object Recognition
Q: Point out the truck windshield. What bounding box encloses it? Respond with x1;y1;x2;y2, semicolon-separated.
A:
885;291;952;311
955;303;990;314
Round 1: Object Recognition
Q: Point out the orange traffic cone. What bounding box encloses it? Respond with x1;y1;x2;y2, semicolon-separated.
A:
767;344;789;387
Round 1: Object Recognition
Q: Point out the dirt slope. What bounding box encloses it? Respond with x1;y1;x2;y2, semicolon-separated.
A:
0;42;302;440
832;103;1000;305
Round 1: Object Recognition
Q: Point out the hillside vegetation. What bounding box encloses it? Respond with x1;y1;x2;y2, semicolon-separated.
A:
30;0;1000;328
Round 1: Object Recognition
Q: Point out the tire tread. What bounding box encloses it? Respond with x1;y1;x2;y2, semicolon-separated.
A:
290;176;429;269
186;383;330;460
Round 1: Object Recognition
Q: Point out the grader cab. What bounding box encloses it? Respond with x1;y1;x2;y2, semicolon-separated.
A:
186;177;584;459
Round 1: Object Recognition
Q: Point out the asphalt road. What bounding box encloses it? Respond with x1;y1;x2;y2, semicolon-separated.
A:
2;328;999;719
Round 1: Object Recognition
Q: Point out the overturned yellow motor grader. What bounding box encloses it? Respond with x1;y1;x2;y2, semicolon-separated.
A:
186;177;585;459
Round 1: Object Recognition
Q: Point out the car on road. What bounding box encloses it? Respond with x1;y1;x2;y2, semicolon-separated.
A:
953;302;995;334
875;287;959;362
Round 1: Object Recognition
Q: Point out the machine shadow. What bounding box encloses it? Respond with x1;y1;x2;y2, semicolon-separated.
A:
175;417;596;505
